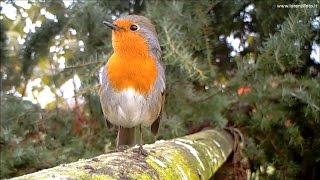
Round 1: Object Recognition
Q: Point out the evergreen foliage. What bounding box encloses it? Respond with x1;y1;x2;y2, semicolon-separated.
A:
228;7;320;178
0;0;319;179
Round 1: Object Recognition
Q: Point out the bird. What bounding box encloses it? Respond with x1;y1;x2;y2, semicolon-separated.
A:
100;15;165;155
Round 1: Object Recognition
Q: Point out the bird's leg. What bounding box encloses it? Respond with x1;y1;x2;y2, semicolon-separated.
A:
139;125;148;156
115;126;122;152
107;126;122;153
116;126;120;149
139;125;143;150
133;125;148;156
115;126;128;152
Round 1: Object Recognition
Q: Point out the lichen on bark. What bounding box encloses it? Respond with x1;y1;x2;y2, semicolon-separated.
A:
9;129;233;180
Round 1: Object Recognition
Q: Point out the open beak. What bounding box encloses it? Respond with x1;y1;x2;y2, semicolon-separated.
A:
103;21;121;30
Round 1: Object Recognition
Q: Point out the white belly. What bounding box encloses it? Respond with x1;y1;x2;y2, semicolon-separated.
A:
107;88;147;128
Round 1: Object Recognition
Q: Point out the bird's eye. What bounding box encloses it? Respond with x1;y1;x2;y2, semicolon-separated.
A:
130;25;139;31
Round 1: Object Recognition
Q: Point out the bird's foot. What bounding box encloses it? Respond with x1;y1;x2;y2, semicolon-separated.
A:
133;145;148;157
115;145;130;152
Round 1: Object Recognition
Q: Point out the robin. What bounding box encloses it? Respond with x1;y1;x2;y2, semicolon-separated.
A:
100;15;165;154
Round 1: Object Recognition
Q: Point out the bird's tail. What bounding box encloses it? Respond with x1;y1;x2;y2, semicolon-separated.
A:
117;127;135;147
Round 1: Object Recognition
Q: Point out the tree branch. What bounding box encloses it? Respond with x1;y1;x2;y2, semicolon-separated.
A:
9;129;233;180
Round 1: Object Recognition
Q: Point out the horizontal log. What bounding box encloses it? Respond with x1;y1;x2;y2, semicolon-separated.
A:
9;129;233;180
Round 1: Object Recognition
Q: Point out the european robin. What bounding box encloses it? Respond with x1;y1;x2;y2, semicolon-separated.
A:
100;15;165;154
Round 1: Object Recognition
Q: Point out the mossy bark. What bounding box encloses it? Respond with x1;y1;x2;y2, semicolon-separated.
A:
9;129;233;180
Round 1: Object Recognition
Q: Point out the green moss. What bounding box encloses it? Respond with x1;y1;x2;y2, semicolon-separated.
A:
129;173;153;180
190;140;218;174
10;130;232;180
75;172;114;180
176;140;214;178
146;146;201;179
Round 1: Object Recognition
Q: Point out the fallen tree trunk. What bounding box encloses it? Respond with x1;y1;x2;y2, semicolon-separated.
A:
10;129;233;180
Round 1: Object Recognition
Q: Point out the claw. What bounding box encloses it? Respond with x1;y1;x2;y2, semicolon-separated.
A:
133;145;149;156
139;145;149;156
116;145;130;152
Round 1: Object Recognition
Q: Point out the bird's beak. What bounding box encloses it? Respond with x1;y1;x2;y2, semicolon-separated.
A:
103;21;121;30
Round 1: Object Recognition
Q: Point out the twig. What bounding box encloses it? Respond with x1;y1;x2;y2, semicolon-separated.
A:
64;60;105;69
163;25;207;80
290;92;320;111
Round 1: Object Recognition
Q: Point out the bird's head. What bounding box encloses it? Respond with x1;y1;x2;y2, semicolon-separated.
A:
104;15;161;59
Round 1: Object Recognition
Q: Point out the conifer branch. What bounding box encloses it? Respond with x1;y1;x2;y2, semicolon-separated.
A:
289;92;320;111
64;61;105;69
163;25;207;80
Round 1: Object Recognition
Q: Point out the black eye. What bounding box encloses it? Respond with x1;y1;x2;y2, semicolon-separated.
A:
130;25;138;31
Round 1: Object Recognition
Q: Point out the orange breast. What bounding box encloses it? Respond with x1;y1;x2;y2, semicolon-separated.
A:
107;54;158;94
106;23;158;94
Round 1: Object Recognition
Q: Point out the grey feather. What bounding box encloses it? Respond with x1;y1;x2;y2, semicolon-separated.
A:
99;15;165;138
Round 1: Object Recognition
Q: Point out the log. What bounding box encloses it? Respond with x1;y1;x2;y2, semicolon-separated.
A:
9;129;233;180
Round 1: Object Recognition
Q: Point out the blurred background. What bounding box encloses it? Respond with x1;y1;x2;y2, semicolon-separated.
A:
0;0;319;179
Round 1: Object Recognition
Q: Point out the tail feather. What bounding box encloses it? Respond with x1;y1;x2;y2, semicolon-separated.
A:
117;127;135;147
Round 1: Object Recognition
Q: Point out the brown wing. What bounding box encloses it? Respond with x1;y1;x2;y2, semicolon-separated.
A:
99;65;114;130
151;91;165;135
105;117;114;129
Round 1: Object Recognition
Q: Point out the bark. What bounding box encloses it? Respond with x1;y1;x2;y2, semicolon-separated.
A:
10;129;233;180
